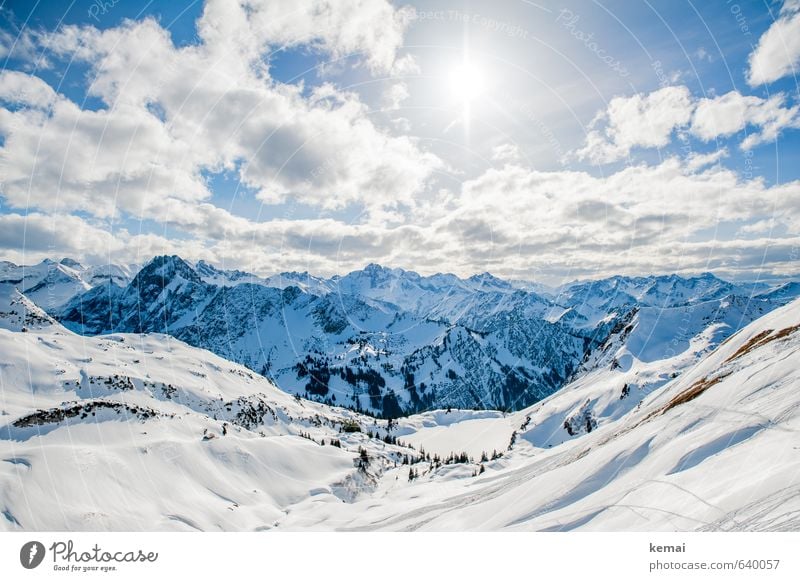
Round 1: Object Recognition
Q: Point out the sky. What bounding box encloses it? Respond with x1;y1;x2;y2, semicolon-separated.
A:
0;0;799;284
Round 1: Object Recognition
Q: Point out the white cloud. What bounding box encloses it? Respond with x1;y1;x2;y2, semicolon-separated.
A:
0;83;208;218
0;212;211;266
0;2;439;219
747;0;800;85
576;86;800;163
428;159;800;280
695;47;714;63
197;0;416;75
684;148;728;172
2;156;798;283
738;218;779;235
0;26;50;69
575;86;694;163
0;71;57;108
491;143;522;164
2;2;798;283
690;91;800;148
390;53;421;76
383;82;410;110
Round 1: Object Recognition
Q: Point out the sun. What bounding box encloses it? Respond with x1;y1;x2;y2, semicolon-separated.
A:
448;62;486;102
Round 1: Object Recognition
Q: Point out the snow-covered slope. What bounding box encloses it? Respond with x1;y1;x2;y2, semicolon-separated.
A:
274;297;800;531
0;258;137;310
2;288;800;531
15;254;800;417
0;294;422;531
56;256;588;414
0;285;58;332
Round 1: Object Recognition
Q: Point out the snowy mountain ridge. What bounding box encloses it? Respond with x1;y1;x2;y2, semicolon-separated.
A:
0;258;138;311
4;254;799;416
2;281;799;531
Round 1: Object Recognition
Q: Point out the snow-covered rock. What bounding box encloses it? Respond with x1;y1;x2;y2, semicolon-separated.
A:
276;297;800;530
13;254;800;417
3;283;800;531
0;258;137;310
0;290;420;531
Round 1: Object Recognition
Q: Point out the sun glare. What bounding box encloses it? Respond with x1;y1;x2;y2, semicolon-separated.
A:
449;62;486;102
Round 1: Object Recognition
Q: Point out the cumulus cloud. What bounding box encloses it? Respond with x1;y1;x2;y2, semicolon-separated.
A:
575;86;694;163
491;143;523;164
2;155;798;283
0;71;57;108
747;0;800;86
0;26;49;69
0;212;209;266
383;82;410;110
1;1;798;283
690;91;800;149
428;160;800;281
0;1;439;220
684;148;728;172
0;79;208;218
576;86;800;163
196;0;415;74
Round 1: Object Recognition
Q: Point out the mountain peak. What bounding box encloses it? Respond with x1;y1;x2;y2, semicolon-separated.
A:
137;255;200;284
59;258;84;269
363;262;390;274
467;272;511;289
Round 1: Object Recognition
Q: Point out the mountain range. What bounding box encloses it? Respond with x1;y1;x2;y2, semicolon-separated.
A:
2;263;799;531
3;255;798;418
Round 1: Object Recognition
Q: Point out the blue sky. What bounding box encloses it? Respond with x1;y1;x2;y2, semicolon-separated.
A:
0;0;799;283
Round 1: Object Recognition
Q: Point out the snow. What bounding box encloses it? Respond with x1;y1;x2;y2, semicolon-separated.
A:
0;258;137;310
2;262;800;531
395;410;513;457
0;297;425;530
275;297;800;531
44;256;800;416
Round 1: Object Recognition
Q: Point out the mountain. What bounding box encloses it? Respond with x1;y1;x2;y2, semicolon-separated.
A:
57;255;214;334
56;257;588;414
0;258;138;310
194;259;265;287
263;271;333;295
4;283;799;531
0;290;420;530
0;285;58;332
13;255;800;417
329;264;560;326
755;280;800;304
279;296;800;530
552;272;771;329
